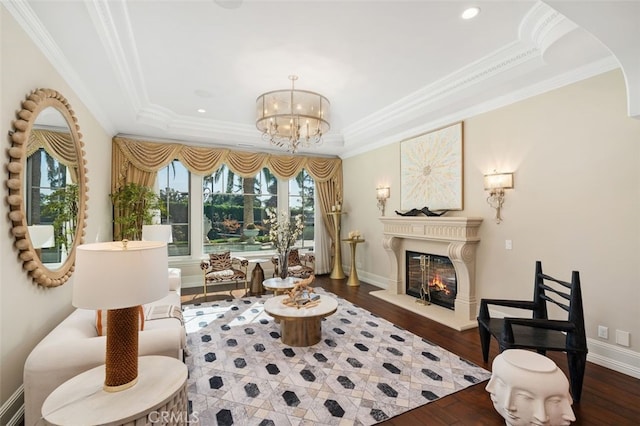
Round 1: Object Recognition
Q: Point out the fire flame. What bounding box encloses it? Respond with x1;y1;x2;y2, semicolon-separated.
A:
430;274;451;295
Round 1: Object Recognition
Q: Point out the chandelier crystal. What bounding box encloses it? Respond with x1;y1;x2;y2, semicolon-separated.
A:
256;75;330;153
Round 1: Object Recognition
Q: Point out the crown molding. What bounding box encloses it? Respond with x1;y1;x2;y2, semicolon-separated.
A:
341;1;592;149
85;0;147;111
3;1;116;134
339;56;618;159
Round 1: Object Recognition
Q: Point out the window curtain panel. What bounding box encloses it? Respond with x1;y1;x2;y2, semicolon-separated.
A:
27;129;79;183
111;137;343;266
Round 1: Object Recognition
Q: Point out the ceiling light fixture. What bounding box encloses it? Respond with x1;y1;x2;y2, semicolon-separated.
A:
256;75;330;154
462;7;480;20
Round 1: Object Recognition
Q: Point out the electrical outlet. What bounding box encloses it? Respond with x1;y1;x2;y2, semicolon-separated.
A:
616;330;630;347
598;325;608;339
505;240;512;250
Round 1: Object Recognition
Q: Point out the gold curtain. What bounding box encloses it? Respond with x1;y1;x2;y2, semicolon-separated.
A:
111;136;343;244
28;129;79;183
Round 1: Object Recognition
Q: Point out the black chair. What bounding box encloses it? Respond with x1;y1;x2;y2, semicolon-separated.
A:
477;261;587;402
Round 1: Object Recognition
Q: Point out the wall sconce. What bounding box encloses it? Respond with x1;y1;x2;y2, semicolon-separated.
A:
484;172;514;224
376;187;390;216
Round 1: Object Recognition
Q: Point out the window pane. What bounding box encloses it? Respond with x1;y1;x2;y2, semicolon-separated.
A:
158;161;190;256
26;148;74;264
203;166;276;254
289;170;315;250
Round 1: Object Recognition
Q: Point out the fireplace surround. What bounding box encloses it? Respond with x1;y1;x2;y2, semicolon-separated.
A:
372;216;483;331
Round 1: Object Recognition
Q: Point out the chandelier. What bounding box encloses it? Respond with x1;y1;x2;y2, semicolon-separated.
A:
256;75;330;153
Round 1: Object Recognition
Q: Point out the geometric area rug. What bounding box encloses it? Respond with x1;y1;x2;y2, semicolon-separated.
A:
182;288;491;425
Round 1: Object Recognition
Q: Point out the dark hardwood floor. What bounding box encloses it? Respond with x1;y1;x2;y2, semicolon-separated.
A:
182;275;640;425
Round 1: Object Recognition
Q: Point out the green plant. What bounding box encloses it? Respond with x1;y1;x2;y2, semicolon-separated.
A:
110;183;163;240
41;184;78;254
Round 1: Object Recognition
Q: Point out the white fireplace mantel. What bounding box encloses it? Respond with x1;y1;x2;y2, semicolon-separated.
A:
372;216;483;331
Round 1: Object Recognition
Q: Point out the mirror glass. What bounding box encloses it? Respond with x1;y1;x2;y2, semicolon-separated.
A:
6;88;88;287
25;107;78;270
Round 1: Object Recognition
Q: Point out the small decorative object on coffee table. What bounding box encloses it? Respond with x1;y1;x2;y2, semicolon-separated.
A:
281;275;320;308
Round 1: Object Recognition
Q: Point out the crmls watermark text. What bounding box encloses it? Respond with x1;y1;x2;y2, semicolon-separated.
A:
148;410;199;424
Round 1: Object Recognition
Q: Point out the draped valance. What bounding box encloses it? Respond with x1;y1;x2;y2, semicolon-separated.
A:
111;136;343;244
28;129;79;183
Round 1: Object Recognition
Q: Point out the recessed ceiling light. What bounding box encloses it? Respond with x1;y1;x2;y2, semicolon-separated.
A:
461;7;480;20
197;108;206;113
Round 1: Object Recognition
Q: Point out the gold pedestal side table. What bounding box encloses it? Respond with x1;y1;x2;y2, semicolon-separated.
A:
343;238;365;287
328;211;346;279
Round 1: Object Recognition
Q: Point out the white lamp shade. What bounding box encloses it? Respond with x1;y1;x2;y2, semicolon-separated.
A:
376;187;390;200
484;172;514;190
28;225;55;249
142;224;173;243
72;241;168;310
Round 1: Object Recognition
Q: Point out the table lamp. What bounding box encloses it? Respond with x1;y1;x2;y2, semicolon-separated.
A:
72;240;168;392
142;224;173;244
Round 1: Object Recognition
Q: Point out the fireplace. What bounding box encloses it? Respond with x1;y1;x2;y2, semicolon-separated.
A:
372;216;483;331
405;252;457;310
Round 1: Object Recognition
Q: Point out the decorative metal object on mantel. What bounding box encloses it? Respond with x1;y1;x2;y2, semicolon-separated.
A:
395;206;448;217
256;75;330;154
483;171;514;224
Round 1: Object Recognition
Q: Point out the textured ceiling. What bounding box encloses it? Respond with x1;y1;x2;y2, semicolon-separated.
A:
6;1;638;157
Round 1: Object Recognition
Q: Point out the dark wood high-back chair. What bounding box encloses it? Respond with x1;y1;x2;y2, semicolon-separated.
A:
477;261;587;402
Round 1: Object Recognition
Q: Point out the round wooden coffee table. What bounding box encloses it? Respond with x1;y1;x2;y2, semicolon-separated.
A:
262;277;301;295
264;294;338;346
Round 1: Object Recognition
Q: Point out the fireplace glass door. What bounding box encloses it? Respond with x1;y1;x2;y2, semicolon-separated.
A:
405;251;457;310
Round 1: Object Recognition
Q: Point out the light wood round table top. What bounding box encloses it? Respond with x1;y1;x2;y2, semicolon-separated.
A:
42;356;187;426
263;294;338;320
262;276;302;293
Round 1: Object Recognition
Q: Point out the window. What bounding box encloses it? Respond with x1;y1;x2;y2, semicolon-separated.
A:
202;165;278;253
158;160;190;256
26;148;75;263
289;169;315;249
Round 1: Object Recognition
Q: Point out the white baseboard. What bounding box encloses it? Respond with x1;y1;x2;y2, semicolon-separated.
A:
587;338;640;379
0;385;24;426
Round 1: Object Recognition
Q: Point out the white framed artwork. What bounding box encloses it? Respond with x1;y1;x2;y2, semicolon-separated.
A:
400;122;463;211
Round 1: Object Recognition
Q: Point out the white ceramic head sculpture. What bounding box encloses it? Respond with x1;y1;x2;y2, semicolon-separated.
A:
486;349;576;426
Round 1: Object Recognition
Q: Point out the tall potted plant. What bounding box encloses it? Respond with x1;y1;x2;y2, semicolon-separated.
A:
110;182;163;240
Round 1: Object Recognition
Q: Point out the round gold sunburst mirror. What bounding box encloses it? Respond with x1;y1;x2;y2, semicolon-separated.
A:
6;88;88;287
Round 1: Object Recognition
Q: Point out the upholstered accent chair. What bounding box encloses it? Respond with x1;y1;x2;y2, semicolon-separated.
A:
200;251;249;297
271;249;315;278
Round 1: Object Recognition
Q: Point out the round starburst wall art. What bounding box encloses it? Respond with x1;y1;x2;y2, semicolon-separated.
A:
400;122;463;211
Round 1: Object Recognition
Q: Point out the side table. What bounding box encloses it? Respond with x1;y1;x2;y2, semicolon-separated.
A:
327;211;346;279
264;294;339;346
42;356;188;426
343;238;365;287
263;276;301;295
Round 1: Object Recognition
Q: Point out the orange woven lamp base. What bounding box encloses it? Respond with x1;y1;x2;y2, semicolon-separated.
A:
105;307;140;392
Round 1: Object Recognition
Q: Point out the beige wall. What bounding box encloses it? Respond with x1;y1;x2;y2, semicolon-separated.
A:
0;6;112;413
343;70;640;370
